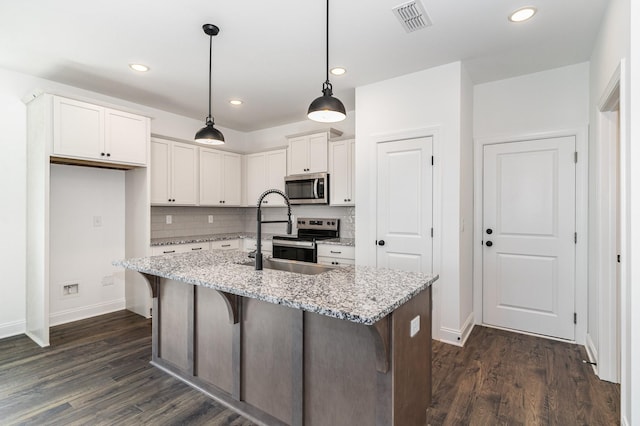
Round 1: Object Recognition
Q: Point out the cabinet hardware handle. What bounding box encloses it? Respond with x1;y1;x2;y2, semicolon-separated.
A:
106;153;111;157
485;241;493;247
377;240;385;246
101;152;105;156
192;247;202;251
486;228;493;235
222;244;231;247
163;250;175;254
330;250;342;254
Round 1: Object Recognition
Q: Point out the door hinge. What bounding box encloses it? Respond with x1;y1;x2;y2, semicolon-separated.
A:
574;232;577;244
431;155;434;166
574;151;578;163
574;313;577;324
430;228;434;238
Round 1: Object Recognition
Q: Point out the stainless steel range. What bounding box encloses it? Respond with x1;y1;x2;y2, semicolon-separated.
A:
272;218;340;263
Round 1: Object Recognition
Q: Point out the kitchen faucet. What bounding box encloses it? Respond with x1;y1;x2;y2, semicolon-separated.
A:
255;189;292;270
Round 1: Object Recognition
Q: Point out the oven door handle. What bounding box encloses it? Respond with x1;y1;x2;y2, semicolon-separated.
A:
313;178;319;199
272;240;315;249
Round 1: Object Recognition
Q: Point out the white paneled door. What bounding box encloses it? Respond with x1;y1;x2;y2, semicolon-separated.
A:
376;137;433;273
482;137;576;340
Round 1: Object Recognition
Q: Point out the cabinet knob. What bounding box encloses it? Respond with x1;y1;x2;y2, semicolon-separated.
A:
485;241;493;247
101;152;105;156
377;240;386;246
106;153;111;157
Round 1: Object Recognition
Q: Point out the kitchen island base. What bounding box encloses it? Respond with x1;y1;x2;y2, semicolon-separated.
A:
144;276;432;426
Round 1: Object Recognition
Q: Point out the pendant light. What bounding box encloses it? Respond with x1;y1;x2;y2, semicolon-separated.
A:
195;24;225;145
307;0;346;123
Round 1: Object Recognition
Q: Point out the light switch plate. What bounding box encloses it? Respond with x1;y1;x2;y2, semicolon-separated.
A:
410;315;420;337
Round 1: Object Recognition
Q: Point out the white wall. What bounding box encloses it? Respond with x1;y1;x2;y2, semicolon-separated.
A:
355;61;471;344
474;62;589;138
459;64;474;333
0;92;27;338
0;66;239;337
49;165;126;325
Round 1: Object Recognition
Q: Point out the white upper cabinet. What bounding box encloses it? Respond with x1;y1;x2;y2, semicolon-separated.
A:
329;139;355;206
105;109;148;164
151;139;198;205
287;132;328;175
200;148;242;206
245;149;287;206
52;96;148;166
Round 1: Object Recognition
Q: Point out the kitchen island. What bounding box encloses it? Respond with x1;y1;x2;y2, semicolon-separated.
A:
115;249;438;426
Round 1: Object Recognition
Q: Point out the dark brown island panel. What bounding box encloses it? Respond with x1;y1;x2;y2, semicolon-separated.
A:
117;250;437;426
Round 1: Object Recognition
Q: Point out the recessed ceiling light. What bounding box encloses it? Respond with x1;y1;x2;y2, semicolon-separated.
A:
509;7;537;22
229;99;243;106
129;63;149;72
330;67;347;76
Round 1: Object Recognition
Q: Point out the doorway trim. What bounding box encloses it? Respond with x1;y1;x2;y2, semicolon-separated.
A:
368;126;442;340
473;127;589;344
593;61;626;383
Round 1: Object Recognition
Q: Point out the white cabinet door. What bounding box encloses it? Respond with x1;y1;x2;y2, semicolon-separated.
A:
171;143;198;205
287;136;308;175
52;96;148;165
105;109;148;165
200;148;242;206
223;152;242;205
245;149;287;207
246;153;267;207
53;96;104;159
200;148;224;205
307;133;328;173
329;139;354;205
150;139;171;204
287;133;328;175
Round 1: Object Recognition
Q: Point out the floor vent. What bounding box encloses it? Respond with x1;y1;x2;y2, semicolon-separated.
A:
392;0;432;33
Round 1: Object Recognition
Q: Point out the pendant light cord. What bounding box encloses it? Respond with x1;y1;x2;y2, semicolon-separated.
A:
325;0;329;85
208;35;213;121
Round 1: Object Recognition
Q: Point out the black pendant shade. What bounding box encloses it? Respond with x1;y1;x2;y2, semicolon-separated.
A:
195;24;225;145
308;0;346;123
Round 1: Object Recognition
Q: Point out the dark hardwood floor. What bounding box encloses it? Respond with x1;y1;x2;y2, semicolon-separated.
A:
0;311;620;425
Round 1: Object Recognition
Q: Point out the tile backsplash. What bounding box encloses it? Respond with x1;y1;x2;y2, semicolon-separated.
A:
151;205;355;239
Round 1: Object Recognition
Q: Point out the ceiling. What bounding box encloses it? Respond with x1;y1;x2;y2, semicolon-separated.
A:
0;0;607;132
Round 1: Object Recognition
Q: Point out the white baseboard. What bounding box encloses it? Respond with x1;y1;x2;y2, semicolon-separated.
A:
439;313;475;347
0;319;26;340
49;298;126;327
585;333;599;375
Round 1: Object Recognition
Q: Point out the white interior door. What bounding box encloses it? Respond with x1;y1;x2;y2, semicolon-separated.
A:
482;136;576;340
376;137;433;273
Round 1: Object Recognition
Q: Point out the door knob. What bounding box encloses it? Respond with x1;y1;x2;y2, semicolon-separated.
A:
486;241;493;247
486;228;493;235
377;240;385;246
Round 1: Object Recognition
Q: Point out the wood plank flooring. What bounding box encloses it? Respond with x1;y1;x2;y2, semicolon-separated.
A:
0;311;620;425
427;326;620;425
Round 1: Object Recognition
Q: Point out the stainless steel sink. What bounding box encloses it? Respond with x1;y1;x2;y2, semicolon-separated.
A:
239;258;335;275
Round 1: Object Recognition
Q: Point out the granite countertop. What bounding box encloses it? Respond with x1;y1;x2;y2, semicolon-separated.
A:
151;234;355;247
114;250;437;325
317;238;355;247
150;233;280;247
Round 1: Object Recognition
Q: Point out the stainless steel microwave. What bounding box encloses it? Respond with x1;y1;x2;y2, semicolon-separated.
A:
284;172;329;204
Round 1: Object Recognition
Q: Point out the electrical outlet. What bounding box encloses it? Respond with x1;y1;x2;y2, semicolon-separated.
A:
166;215;172;225
208;215;214;224
62;283;80;297
93;216;102;227
410;315;420;337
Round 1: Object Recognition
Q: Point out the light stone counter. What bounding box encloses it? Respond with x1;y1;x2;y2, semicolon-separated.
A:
115;249;437;325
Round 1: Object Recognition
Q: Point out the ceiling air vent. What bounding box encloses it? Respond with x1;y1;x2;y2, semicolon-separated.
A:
392;0;432;33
